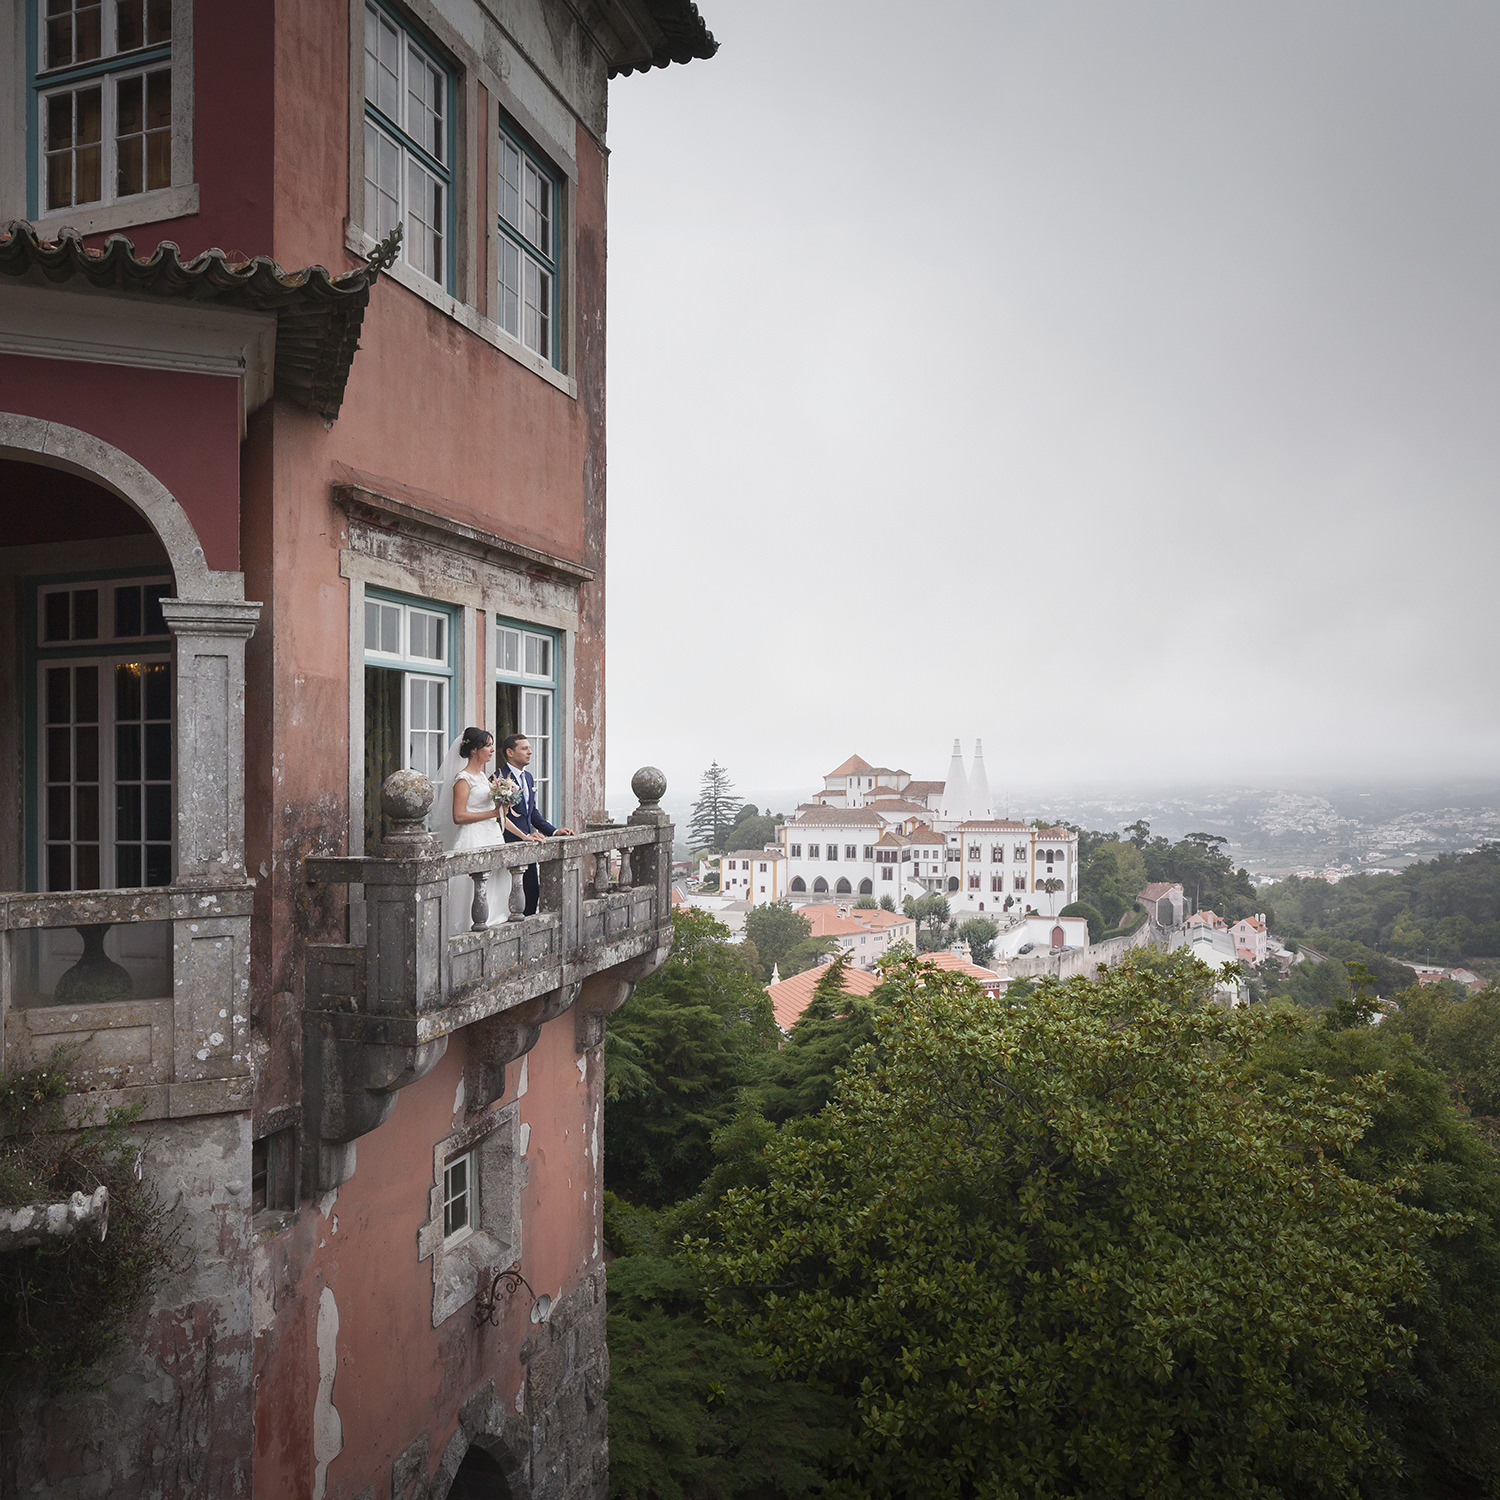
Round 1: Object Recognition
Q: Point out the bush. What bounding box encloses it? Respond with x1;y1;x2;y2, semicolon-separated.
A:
0;1058;189;1399
1060;901;1104;943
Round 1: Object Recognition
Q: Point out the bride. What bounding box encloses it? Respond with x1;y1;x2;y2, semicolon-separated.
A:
433;727;522;932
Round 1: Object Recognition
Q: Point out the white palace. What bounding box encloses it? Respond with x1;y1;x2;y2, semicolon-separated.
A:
718;743;1079;917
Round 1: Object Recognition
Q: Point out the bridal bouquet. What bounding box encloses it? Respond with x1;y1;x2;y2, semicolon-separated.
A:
489;775;521;807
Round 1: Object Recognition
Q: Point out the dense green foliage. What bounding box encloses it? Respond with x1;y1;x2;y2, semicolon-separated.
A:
955;916;999;968
1268;845;1500;962
604;909;779;1206
742;901;832;982
693;954;1462;1499
1059;901;1104;943
606;912;1500;1498
0;1058;188;1399
1075;822;1259;924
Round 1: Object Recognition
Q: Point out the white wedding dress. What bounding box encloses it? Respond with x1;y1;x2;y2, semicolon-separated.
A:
444;770;513;933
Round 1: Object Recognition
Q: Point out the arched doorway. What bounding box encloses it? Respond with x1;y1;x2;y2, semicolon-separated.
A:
834;877;851;895
813;877;828;893
444;1445;513;1499
947;876;959;893
790;876;805;893
1051;925;1065;951
858;878;873;895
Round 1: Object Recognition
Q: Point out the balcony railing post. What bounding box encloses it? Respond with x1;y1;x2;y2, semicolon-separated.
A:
363;772;448;1015
627;768;671;934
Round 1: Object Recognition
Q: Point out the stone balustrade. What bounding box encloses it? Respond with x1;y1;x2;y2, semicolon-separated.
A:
299;766;672;1190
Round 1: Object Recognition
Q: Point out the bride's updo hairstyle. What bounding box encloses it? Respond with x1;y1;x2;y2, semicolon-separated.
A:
459;726;493;758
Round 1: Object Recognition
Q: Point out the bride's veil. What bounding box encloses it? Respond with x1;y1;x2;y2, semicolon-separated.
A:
430;737;469;851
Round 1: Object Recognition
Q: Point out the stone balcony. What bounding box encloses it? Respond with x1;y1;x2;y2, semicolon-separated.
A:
299;767;673;1190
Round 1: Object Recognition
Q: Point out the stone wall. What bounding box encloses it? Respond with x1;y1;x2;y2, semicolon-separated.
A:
1004;918;1162;984
0;1113;254;1500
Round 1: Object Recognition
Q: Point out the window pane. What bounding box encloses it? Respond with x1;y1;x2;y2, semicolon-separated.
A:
72;587;99;640
407;48;443;161
143;661;170;719
44;592;70;644
497;627;520;675
145;69;171;188
406;158;443;281
522;160;549;253
116;723;141;784
147;0;171;45
499;239;520;338
365;4;400;120
115;585;143;638
75;663;98;722
145;783;171;841
143;583;169;635
498;137;520;227
117;0;144;51
364;122;401;241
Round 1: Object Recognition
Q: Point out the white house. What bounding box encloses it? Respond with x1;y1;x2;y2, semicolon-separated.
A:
718;848;787;906
799;902;918;970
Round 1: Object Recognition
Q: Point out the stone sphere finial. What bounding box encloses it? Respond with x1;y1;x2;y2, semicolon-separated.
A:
381;769;437;850
632;766;666;810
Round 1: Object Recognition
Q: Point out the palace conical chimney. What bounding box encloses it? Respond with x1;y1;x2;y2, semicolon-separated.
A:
940;738;969;823
969;739;992;820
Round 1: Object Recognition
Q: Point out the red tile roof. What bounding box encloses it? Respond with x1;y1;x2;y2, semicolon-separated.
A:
920;952;1003;985
765;961;882;1030
826;755;874;777
1139;882;1182;901
792;807;888;827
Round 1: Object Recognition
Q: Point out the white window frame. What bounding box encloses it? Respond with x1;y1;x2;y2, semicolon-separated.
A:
363;592;456;784
442;1149;476;1246
362;0;452;289
495;618;559;826
21;0;197;235
496;119;560;366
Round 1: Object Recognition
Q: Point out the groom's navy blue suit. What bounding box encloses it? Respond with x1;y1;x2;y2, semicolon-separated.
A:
500;761;554;914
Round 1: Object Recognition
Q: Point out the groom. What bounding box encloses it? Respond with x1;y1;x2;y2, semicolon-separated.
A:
499;733;572;915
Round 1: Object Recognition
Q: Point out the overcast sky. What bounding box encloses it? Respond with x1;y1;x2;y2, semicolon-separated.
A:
602;0;1499;812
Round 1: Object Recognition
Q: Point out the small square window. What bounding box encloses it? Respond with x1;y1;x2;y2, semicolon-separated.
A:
252;1128;296;1215
443;1150;475;1243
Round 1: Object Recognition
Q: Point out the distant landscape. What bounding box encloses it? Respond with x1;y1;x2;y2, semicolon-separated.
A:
615;775;1500;880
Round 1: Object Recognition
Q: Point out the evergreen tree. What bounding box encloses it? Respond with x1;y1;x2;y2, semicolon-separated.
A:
688;761;739;852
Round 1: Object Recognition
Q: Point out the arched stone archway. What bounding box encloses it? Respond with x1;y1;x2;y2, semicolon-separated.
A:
947;876;959;893
834;877;851;895
0;413;230;601
0;414;260;880
858;878;873;895
813;877;829;893
790;876;806;892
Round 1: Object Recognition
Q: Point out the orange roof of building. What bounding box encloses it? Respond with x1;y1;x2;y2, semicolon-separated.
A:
903;781;945;798
906;824;944;845
957;819;1033;831
1139;882;1182;901
765;961;882;1030
799;908;870;938
826;755;874;777
1235;916;1265;930
798;903;915;932
725;849;781;860
869;798;932;818
920;952;1003;985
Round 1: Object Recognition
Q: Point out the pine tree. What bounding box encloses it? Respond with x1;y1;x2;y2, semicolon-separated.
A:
688;761;739;852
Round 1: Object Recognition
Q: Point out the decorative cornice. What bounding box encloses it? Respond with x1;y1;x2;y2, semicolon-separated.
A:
334;479;596;585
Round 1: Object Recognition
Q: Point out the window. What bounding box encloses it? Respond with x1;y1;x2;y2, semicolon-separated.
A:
844;844;857;860
34;0;177;215
968;845;981;861
443;1150;475;1244
991;876;1003;892
881;867;892;881
497;119;560;364
364;2;452;286
34;574;174;892
495;619;559;824
863;845;874;860
1014;846;1027;862
969;875;980;890
790;843;802;858
364;591;455;846
827;845;839;861
1015;876;1027;891
252;1128;296;1215
991;846;1003;862
808;844;820;859
759;863;767;872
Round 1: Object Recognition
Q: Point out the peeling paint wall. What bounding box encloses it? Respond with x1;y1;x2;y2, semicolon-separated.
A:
1;1115;254;1499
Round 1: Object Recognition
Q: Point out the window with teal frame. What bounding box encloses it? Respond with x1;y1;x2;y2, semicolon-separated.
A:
362;1;456;289
28;0;176;217
26;568;174;892
363;589;457;847
494;619;559;823
496;118;561;366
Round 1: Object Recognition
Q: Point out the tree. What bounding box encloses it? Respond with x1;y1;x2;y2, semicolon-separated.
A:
853;896;879;910
955;916;999;968
1060;901;1104;943
909;893;950;952
604;909;778;1206
724;814;778;853
697;954;1436;1499
1081;841;1148;926
743;901;812;982
878;894;895;912
688;761;739;852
